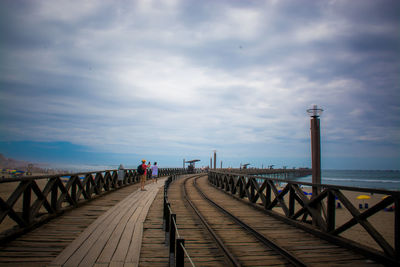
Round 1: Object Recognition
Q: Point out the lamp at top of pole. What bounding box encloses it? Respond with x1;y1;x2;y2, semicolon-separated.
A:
307;104;323;118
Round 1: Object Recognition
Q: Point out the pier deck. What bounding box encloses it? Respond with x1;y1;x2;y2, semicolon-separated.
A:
0;174;395;266
0;178;165;266
49;178;166;267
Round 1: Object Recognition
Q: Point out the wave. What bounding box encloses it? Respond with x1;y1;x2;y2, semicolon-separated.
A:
323;177;400;184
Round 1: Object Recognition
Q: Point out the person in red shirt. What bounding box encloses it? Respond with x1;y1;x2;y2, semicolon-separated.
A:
140;159;150;191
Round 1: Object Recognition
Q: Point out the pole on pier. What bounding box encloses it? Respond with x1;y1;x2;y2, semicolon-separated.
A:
213;150;217;169
183;158;185;169
307;104;323;226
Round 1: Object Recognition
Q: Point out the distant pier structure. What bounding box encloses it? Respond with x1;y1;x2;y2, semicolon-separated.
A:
241;163;250;169
222;167;312;179
184;159;200;174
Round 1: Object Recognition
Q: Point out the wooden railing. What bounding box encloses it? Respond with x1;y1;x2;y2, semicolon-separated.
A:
163;175;195;267
208;170;400;266
0;168;186;243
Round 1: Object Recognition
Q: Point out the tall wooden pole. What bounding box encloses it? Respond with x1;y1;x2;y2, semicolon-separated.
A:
311;116;321;193
308;104;323;227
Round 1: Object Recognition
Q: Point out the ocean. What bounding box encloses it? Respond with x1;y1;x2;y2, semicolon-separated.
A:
289;170;400;191
45;164;400;191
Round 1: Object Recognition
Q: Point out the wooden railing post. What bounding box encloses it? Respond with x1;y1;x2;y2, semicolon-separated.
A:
71;179;77;203
265;181;271;208
163;198;169;231
169;213;176;266
395;197;400;260
250;178;255;203
289;186;295;217
86;176;91;195
176;238;185;267
327;190;336;232
239;176;245;198
165;203;171;236
51;180;58;211
22;181;31;224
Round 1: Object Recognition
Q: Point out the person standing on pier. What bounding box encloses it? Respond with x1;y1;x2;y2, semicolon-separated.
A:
139;159;150;191
147;161;152;179
151;162;158;183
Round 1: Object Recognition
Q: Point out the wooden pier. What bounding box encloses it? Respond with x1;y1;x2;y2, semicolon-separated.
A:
0;170;398;266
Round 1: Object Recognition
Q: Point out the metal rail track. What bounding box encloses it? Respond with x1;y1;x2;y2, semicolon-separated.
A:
191;175;308;267
182;175;241;267
182;174;307;267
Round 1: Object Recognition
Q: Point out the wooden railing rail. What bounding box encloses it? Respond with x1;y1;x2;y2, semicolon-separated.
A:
208;170;400;266
0;168;185;243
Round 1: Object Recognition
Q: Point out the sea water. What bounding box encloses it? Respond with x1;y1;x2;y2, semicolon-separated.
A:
291;170;400;191
46;164;400;191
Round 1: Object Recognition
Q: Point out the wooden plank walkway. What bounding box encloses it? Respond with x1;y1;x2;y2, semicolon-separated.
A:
0;180;148;267
139;180;170;266
49;178;166;267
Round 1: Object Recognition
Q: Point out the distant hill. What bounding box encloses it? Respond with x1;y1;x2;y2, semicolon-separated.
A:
0;154;33;171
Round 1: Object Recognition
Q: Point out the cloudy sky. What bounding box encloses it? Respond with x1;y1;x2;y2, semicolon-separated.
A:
0;0;399;170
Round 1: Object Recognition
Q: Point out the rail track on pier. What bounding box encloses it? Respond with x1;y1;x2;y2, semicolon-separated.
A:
167;174;382;266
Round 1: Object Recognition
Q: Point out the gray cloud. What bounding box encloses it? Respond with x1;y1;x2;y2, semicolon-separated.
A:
0;0;399;168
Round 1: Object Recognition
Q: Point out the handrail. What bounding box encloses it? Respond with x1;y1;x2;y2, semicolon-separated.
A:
172;215;180;238
208;170;400;266
0;168;186;243
163;175;195;267
211;170;400;196
0;168;185;183
179;241;195;267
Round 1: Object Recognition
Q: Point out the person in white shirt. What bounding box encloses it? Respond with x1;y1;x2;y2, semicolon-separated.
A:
151;162;158;183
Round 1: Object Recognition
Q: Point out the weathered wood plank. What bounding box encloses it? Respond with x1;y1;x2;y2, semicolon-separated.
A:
48;178;166;267
98;191;154;263
123;185;160;265
79;191;146;266
58;191;142;266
